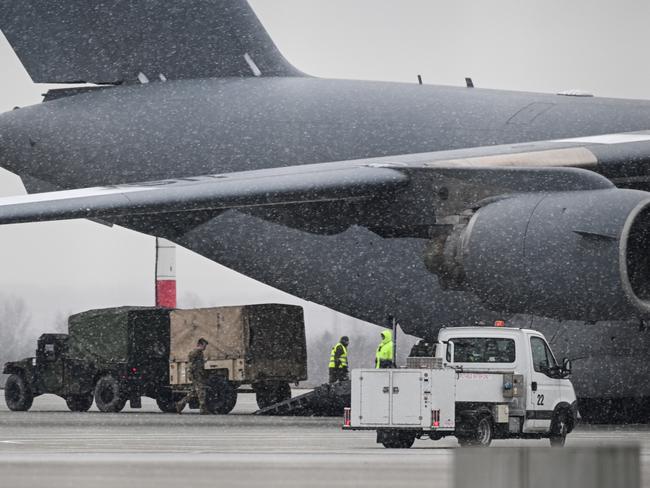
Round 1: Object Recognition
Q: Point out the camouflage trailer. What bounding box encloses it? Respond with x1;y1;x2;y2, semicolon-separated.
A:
3;304;307;414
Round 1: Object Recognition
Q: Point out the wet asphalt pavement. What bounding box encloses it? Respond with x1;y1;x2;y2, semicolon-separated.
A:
1;392;649;487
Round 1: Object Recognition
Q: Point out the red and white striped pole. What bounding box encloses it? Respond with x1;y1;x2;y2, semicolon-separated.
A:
155;237;177;308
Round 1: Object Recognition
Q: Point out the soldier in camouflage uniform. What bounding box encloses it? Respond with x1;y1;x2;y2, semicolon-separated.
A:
176;338;209;414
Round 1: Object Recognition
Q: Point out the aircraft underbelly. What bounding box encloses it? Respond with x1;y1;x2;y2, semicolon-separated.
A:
177;210;497;336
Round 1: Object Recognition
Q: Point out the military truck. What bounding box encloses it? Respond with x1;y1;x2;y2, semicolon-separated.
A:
3;304;307;414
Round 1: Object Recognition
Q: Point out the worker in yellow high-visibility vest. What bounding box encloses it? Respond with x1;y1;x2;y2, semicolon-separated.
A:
328;336;349;383
375;330;394;368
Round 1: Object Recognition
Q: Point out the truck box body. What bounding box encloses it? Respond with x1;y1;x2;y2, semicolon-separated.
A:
169;304;307;384
351;368;456;430
455;372;510;404
68;307;170;364
67;307;171;398
67;304;307;386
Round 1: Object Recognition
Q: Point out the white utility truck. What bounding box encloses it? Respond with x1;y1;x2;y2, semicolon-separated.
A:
343;326;578;448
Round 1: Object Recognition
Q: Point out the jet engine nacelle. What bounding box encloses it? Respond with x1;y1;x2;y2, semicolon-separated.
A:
426;189;650;320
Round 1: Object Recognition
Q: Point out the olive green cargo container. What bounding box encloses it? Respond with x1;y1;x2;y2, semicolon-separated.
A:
69;307;170;365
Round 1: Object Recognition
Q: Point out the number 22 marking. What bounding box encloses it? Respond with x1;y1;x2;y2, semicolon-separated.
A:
537;394;545;406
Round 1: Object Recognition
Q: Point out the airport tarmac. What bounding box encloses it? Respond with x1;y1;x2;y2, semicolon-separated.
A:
1;392;650;488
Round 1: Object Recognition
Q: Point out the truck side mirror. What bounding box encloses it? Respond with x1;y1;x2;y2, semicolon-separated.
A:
562;357;572;375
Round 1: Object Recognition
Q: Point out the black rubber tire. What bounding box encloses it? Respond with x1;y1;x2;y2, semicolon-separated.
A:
4;374;33;411
457;436;472;447
66;392;94;412
94;375;126;413
254;381;291;409
458;415;493;447
381;430;416;449
205;377;238;414
156;392;182;413
275;382;292;403
550;412;568;447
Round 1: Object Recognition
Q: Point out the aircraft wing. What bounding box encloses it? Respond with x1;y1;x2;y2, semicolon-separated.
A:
2;130;650;230
3;128;650;226
1;130;650;323
0;162;409;226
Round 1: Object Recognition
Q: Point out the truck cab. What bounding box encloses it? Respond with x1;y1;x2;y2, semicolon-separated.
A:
345;326;578;448
3;333;95;412
438;327;577;436
33;334;69;395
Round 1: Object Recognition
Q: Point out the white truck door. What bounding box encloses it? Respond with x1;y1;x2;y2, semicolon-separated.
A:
527;335;560;431
391;370;423;425
359;370;390;425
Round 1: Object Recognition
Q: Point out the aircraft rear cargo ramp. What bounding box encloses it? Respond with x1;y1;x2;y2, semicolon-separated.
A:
254;380;350;416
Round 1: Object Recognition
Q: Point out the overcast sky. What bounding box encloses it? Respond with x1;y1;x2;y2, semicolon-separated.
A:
0;0;649;334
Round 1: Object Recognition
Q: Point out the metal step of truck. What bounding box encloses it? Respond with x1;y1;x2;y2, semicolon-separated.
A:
254;380;350;416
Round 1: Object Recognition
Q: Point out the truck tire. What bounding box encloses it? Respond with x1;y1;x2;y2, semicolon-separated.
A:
4;374;33;411
94;375;126;413
205;377;238;414
458;415;493;447
550;412;569;447
156;392;182;413
380;430;416;449
254;381;291;409
66;393;94;412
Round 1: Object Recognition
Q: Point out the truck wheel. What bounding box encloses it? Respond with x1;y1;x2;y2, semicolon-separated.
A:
66;393;94;412
254;381;291;409
94;375;125;412
459;415;493;447
550;412;568;447
4;374;33;411
156;392;181;413
381;430;416;449
275;382;291;403
205;377;238;414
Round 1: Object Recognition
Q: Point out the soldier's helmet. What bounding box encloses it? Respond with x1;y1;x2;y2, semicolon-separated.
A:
197;338;209;346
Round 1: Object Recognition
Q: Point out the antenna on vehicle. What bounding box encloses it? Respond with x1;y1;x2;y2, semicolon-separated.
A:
417;74;423;85
392;316;398;368
465;77;474;88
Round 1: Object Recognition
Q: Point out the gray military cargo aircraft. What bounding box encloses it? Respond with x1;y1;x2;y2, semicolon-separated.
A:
1;0;650;420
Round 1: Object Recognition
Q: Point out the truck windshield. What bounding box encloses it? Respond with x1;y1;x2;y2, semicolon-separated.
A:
447;337;515;363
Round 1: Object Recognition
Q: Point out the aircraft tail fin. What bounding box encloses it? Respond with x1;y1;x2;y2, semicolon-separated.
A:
0;0;303;84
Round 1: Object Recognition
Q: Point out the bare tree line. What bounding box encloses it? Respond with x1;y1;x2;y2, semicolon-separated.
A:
0;295;69;386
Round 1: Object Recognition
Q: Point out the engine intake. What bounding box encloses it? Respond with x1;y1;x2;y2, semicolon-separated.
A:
425;189;650;320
